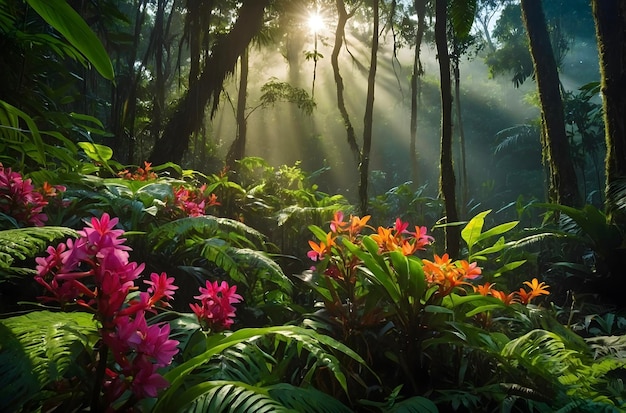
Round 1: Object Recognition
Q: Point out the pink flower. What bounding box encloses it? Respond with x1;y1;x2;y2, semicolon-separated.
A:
410;225;434;250
191;280;243;331
145;272;178;306
0;164;52;226
130;357;170;398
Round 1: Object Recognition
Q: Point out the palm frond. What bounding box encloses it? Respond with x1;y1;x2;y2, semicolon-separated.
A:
0;311;99;412
494;124;539;155
0;226;77;281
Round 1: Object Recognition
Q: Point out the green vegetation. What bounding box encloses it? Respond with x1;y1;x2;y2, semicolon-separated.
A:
1;0;626;412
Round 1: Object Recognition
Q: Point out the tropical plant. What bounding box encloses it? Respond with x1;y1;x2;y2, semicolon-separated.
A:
298;209;554;408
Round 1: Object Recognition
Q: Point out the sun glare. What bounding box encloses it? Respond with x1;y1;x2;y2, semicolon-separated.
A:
307;12;325;34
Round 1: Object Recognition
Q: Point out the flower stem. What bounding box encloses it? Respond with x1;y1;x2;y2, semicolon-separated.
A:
91;342;109;413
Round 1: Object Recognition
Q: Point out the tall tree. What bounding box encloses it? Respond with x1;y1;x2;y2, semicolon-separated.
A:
435;0;460;258
332;0;360;161
359;0;379;215
409;0;428;188
225;47;249;169
591;0;626;220
149;0;270;165
520;0;581;207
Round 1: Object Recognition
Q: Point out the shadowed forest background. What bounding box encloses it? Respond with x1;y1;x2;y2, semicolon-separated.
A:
2;0;626;412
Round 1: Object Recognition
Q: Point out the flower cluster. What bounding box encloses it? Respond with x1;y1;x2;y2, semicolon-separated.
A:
422;253;482;296
308;211;435;279
35;213;179;406
118;161;158;181
0;163;65;226
166;184;220;218
190;280;243;332
474;278;550;305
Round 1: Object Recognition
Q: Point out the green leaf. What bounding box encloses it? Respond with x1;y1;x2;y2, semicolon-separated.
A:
155;325;365;413
78;141;113;163
461;210;490;252
470;236;506;260
493;260;527;277
26;0;115;80
450;0;477;39
476;221;519;244
0;311;99;412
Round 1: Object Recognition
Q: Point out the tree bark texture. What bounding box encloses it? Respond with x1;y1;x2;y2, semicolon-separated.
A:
591;0;626;198
149;0;269;166
435;0;460;258
520;0;581;207
226;47;249;169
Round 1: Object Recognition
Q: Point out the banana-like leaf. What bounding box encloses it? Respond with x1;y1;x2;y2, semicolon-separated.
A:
26;0;114;80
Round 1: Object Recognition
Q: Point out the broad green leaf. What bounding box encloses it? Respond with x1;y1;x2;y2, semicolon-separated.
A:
470;236;506;260
493;260;527;277
461;210;491;251
78;141;113;162
476;220;519;244
26;0;115;80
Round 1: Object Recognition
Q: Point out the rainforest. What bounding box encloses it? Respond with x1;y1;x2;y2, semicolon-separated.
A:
1;0;626;412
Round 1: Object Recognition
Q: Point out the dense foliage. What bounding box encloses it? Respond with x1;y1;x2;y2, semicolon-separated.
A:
1;0;626;412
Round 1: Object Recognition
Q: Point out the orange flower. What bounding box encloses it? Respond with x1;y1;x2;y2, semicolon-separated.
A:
330;211;347;233
516;288;534;305
491;289;517;305
307;232;336;262
523;278;550;300
422;253;454;280
458;260;482;280
371;226;398;252
474;282;495;296
348;214;371;237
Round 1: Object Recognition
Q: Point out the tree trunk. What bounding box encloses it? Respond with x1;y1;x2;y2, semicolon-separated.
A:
591;0;626;209
410;0;428;188
453;41;468;218
148;0;269;166
359;0;379;216
520;0;581;207
226;47;249;169
150;0;166;146
435;0;460;258
332;0;360;161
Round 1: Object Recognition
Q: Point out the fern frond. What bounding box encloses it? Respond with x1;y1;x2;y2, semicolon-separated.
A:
230;248;292;293
276;205;340;228
175;381;293;413
149;216;267;251
155;325;367;413
267;383;353;413
0;226;77;281
586;335;626;359
0;311;99;412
